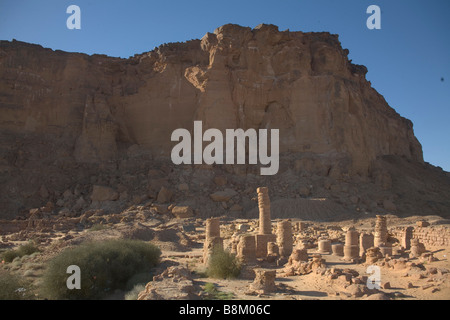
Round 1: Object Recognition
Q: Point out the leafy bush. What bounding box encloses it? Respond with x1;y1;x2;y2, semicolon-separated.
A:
16;243;40;256
124;284;145;300
125;272;154;291
1;242;40;263
206;246;241;279
88;224;108;232
40;239;161;300
203;282;234;300
0;270;34;300
1;249;19;263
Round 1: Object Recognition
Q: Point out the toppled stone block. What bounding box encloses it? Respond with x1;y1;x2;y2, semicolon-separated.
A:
157;186;173;203
138;266;199;300
172;206;194;218
249;268;277;294
90;185;119;202
416;220;430;227
210;189;237;202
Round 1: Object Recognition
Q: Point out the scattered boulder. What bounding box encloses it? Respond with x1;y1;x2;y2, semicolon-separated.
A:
213;176;227;186
249;269;277;294
381;282;391;289
157;186;173;203
363;293;390;300
91;185;119;202
39;185;49;199
299;186;310;197
383;199;396;212
178;183;189;191
138;266;199;300
171;206;194;219
210;189;237;202
416;220;430;227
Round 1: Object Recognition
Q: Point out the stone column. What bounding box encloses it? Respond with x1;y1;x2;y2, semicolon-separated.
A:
344;227;359;261
250;268;276;293
255;187;276;258
402;227;413;250
266;242;279;263
290;248;308;262
365;247;382;264
267;242;279;256
318;239;332;254
359;233;374;255
277;220;293;257
237;234;257;263
409;238;426;258
206;217;220;239
203;217;222;265
374;215;388;247
203;237;223;265
331;243;344;256
255;234;276;258
257;187;271;235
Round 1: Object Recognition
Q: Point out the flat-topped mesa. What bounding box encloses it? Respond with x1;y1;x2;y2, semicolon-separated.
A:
2;23;444;221
0;23;423;168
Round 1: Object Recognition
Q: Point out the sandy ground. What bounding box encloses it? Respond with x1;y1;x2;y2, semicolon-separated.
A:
1;214;449;300
161;244;449;300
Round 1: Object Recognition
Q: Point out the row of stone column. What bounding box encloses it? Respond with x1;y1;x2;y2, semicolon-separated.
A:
204;190;395;265
237;187;294;263
317;222;392;261
204;187;294;264
236;220;293;263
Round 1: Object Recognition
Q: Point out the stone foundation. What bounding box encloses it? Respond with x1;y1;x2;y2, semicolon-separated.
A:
250;268;277;293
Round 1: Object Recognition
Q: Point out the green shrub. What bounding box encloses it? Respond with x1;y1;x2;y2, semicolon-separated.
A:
203;282;234;300
206;246;241;279
1;242;39;263
125;271;154;291
0;270;34;300
124;284;145;300
16;242;40;256
1;249;20;263
88;224;108;232
40;239;161;300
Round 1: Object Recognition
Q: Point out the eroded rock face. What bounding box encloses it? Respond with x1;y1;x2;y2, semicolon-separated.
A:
0;23;447;219
0;24;423;167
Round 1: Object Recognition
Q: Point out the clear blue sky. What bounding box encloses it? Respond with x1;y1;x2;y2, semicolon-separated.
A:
1;0;449;171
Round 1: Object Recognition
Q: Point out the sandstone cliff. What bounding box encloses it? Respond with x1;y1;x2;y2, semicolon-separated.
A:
0;24;448;220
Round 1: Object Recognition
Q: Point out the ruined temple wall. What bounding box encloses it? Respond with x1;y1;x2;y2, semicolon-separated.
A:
390;226;450;247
